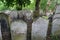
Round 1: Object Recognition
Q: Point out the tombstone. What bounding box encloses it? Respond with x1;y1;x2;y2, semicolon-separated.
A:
52;4;60;36
3;10;49;40
6;10;33;40
0;13;11;40
10;17;49;40
11;20;27;40
32;17;48;40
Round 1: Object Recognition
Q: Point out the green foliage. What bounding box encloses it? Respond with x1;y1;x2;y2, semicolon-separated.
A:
58;0;60;4
40;0;47;11
0;0;31;10
23;0;35;10
48;0;56;10
51;35;60;40
40;0;56;11
0;1;7;10
0;0;60;11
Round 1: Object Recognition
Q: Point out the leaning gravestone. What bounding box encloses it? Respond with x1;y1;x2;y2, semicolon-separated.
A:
52;4;60;35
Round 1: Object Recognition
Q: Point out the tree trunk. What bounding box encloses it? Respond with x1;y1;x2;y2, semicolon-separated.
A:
33;0;40;18
46;15;53;40
1;18;11;40
26;19;33;40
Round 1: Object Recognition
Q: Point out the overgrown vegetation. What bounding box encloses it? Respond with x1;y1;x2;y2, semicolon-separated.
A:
51;35;60;40
0;0;60;40
0;0;59;11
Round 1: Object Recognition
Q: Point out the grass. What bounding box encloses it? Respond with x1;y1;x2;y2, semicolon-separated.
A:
50;35;60;40
42;16;48;20
12;34;26;40
12;33;45;40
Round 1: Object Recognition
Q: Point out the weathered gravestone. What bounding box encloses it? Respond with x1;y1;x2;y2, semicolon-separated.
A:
3;10;49;40
5;10;33;40
10;17;48;40
0;13;11;40
52;4;60;35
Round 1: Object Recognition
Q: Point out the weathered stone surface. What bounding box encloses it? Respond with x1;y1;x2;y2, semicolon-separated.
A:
52;4;60;35
52;19;60;35
3;10;33;21
53;14;60;20
10;17;48;40
55;4;60;13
